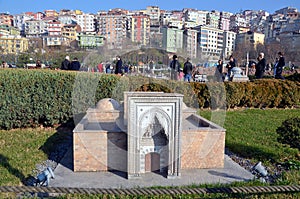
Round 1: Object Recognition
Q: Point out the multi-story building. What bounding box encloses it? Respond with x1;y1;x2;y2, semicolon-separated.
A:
128;14;150;46
219;12;232;31
264;13;287;39
168;20;184;29
281;18;300;33
146;6;160;27
34;12;45;20
235;31;265;49
77;32;104;48
184;9;207;27
58;14;77;25
229;14;249;33
24;19;47;37
194;25;224;58
13;13;34;35
161;26;183;53
160;12;173;26
76;13;95;32
183;28;198;59
223;31;236;58
184;21;198;29
0;13;14;26
206;10;220;29
0;25;9;36
275;7;298;16
96;13;128;49
0;35;29;54
61;24;81;41
44;10;58;18
0;25;20;36
42;36;70;47
48;20;62;36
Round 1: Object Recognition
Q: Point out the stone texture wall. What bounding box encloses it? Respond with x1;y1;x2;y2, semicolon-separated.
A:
181;130;225;169
73;131;107;172
73;131;127;172
74;129;225;172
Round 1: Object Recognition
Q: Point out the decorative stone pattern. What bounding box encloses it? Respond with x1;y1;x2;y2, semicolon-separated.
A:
126;93;183;179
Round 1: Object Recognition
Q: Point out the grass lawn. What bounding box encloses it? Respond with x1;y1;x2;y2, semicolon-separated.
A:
200;108;300;185
0;128;56;186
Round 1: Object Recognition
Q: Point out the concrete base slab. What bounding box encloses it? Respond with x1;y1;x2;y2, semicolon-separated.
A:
49;148;254;188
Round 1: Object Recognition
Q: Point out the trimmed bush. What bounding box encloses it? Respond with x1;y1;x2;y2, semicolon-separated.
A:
0;69;299;129
277;117;300;150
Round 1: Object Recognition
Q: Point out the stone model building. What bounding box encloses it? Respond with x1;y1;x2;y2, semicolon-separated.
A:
73;92;226;179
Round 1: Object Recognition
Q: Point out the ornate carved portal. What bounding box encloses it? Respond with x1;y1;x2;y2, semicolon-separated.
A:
127;92;183;179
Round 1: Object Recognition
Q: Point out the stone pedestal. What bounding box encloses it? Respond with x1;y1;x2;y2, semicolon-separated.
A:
231;67;249;82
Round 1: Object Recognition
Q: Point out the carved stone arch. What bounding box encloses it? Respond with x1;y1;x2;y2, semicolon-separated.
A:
139;107;171;140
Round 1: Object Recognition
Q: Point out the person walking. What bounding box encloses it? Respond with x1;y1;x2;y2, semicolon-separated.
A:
255;52;266;79
70;57;81;71
275;52;285;79
183;58;193;82
115;55;123;75
215;59;224;81
226;55;236;80
273;57;279;77
61;56;71;70
169;54;181;80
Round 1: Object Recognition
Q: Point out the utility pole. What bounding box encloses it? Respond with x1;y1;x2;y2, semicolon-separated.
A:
246;52;249;76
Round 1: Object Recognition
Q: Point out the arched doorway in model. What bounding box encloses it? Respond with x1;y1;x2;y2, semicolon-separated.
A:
145;152;160;172
140;113;169;175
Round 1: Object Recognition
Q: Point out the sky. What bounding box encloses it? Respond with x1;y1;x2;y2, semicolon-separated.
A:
0;0;300;15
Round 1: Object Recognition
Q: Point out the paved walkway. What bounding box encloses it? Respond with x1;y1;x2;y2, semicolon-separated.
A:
49;148;254;188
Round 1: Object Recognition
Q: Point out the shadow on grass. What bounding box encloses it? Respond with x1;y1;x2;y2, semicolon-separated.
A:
0;154;26;183
39;120;74;171
226;142;279;163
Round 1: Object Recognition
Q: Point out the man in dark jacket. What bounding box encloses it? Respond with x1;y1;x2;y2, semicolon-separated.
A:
70;57;81;71
61;56;70;70
275;52;285;79
169;54;181;80
255;52;266;79
115;55;123;75
183;58;193;82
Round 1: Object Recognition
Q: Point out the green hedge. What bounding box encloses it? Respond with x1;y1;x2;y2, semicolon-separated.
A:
0;69;299;129
0;69;119;129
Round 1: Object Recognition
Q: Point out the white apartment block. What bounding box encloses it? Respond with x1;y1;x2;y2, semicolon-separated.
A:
13;13;34;34
229;14;249;30
146;6;160;26
184;10;208;26
58;15;77;25
24;19;47;37
76;13;95;32
42;36;70;47
161;12;173;26
168;20;183;29
184;27;235;59
206;11;220;29
223;31;236;58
